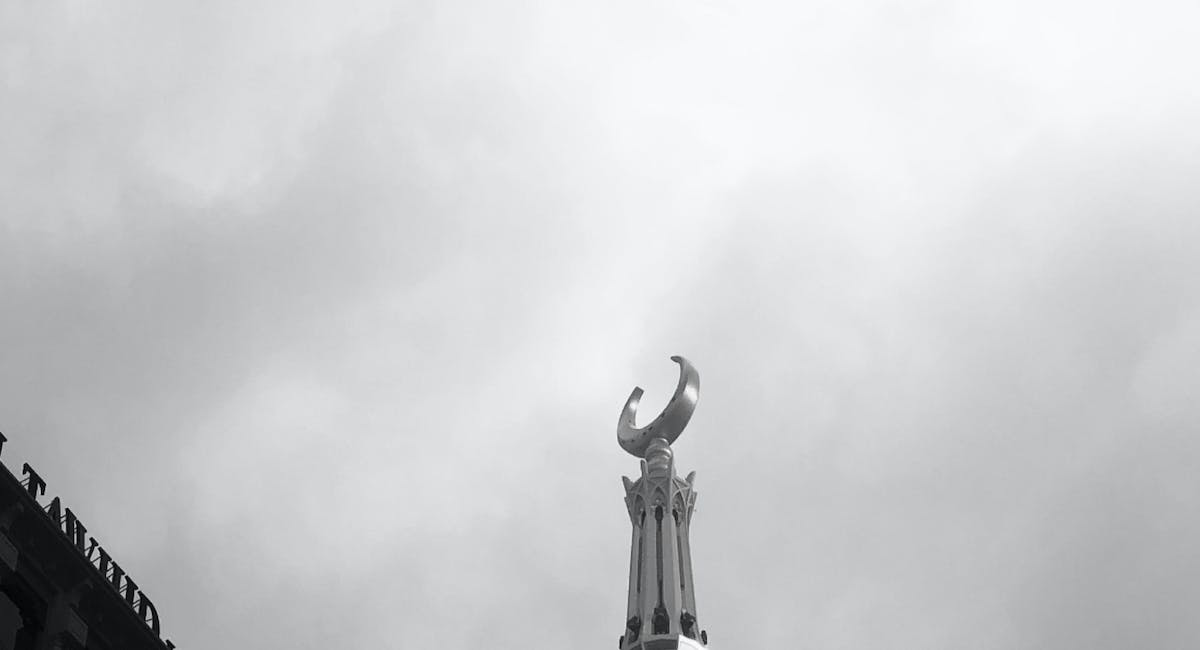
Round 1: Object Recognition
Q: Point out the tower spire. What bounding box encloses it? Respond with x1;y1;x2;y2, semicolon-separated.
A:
616;356;708;650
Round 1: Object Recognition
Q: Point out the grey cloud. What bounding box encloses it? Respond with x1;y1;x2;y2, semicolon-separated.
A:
3;1;1199;649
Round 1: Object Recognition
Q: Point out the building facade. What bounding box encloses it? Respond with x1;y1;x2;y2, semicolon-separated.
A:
0;434;175;650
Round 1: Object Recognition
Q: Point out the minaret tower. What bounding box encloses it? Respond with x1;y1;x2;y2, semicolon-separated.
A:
616;356;709;650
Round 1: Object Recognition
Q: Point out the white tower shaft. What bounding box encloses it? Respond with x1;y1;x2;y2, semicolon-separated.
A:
620;437;706;650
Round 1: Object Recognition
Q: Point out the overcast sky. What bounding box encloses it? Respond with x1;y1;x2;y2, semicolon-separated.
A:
3;0;1200;648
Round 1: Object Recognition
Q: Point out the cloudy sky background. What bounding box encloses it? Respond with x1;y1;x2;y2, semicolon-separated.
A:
3;0;1200;648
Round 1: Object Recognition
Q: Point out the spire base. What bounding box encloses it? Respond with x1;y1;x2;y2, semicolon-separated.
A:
622;635;707;650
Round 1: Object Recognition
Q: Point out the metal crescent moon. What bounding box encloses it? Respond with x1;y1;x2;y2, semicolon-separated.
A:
617;355;700;457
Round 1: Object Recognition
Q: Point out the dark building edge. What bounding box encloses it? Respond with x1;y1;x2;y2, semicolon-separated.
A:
0;434;176;650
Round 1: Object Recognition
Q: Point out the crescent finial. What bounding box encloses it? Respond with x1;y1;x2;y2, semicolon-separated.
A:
616;355;700;457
